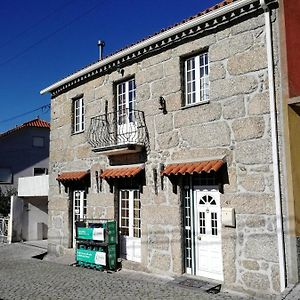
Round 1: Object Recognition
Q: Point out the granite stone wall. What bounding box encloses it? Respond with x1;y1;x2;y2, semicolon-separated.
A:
48;8;284;296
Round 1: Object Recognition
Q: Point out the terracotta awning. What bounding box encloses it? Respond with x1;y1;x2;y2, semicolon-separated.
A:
161;160;224;176
101;166;144;179
57;171;90;183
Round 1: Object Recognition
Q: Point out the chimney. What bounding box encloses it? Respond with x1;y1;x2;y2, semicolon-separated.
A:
98;40;105;60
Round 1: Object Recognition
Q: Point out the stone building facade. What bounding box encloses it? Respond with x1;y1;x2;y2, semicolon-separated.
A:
41;0;299;297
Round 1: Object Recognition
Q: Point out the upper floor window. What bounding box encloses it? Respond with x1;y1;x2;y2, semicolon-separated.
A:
32;136;45;148
33;168;48;176
184;52;209;106
0;168;12;184
73;97;85;133
117;78;136;125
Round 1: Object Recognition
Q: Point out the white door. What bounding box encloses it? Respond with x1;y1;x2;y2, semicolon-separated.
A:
117;79;137;144
73;190;87;246
119;189;141;262
194;189;223;281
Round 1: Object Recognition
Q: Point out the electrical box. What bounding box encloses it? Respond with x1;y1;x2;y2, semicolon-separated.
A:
222;208;236;227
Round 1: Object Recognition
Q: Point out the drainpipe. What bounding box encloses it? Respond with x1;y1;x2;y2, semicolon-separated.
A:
260;0;286;292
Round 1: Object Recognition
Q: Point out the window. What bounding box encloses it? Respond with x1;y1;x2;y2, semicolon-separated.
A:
184;51;209;106
32;136;45;148
117;78;136;125
0;168;12;184
33;168;48;176
73;97;85;133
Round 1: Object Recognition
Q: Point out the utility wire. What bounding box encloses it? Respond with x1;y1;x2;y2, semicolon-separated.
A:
0;0;75;50
0;1;103;67
0;104;50;125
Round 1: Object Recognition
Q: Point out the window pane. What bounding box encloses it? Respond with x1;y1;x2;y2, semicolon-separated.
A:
0;168;12;183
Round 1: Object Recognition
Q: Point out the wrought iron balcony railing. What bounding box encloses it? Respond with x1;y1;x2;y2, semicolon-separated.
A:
88;109;148;152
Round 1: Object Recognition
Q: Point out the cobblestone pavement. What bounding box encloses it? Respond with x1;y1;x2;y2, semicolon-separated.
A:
0;243;298;300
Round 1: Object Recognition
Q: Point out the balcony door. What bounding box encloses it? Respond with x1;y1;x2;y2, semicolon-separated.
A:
117;79;137;144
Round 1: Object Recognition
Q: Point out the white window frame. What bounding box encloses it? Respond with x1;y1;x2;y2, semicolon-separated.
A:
117;78;136;125
184;51;209;106
73;97;85;133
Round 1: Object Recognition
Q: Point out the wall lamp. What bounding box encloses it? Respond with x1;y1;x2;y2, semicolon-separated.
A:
159;96;167;114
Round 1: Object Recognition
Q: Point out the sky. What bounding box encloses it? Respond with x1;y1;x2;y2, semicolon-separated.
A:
0;0;221;133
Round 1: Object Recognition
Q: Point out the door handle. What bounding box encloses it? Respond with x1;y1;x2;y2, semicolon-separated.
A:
198;236;201;240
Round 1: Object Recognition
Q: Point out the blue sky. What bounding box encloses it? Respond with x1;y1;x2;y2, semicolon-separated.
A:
0;0;221;133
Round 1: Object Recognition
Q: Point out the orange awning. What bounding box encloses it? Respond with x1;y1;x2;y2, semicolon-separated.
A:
101;166;144;179
57;171;90;183
161;160;224;176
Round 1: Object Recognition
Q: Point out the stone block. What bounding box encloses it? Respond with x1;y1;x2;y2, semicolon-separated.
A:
171;226;183;274
242;260;260;271
171;148;232;165
232;117;265;142
75;144;91;159
141;50;172;69
210;32;253;62
231;14;265;35
148;230;170;251
157;131;179;150
245;234;278;262
180;122;231;147
217;28;231;41
174;102;222;128
210;76;258;100
248;92;270;115
143;205;180;226
137;64;164;85
236;139;272;164
224;167;237;193
240;174;265;192
164;57;180;77
210;62;226;81
150;251;171;272
165;92;182;112
223;96;246;120
245;215;266;228
271;264;280;292
241;271;270;291
227;47;268;76
136;84;151;102
222;229;237;284
221;193;275;214
155;113;174;134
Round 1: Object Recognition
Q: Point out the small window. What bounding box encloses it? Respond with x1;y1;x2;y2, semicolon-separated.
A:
73;97;85;133
0;168;12;184
184;51;209;106
33;136;45;148
33;168;48;176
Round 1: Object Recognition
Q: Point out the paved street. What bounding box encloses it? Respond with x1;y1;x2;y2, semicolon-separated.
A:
0;242;299;300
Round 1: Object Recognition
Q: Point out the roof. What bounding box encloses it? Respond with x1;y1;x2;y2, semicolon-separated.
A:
101;165;144;179
161;160;224;176
57;171;90;183
0;118;50;138
41;0;263;95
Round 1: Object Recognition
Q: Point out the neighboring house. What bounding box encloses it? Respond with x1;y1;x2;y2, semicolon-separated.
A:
40;0;300;297
0;118;50;241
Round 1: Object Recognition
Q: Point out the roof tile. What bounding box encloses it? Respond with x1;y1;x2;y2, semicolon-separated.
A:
57;171;90;183
161;160;224;176
101;166;144;179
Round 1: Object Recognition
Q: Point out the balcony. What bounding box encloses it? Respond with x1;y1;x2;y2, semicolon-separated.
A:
88;109;148;155
18;175;49;197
